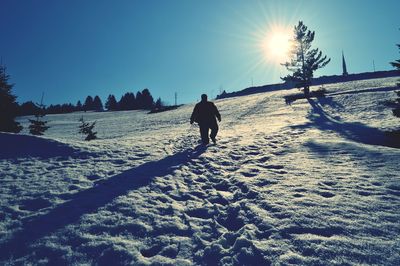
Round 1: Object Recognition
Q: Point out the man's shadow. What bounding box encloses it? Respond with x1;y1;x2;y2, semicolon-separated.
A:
291;98;400;148
0;145;207;261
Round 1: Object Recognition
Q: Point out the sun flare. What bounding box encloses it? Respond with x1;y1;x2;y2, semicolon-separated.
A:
261;27;292;64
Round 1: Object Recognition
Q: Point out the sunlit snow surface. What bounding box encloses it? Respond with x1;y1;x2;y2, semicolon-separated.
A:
1;78;400;265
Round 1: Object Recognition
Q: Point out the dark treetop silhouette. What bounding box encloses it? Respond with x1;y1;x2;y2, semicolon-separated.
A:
190;94;221;145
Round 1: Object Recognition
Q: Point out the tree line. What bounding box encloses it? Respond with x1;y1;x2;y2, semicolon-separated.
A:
16;88;163;116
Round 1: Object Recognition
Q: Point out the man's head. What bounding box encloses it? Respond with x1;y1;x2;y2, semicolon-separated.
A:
201;94;208;102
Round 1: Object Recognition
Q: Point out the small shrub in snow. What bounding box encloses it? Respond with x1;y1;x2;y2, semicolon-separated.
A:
78;116;97;141
284;86;326;105
28;94;50;135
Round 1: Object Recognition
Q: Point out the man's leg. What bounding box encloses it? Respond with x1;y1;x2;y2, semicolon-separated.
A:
199;125;209;144
210;124;219;144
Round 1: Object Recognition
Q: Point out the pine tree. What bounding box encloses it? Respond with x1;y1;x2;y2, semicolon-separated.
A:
76;100;83;111
93;95;103;111
282;21;331;97
78;116;97;141
390;36;400;87
83;96;94;111
136;91;146;109
141;88;154;109
28;94;49;135
391;35;400;117
119;92;136;110
105;94;118;111
0;64;22;133
19;101;41;116
390;44;400;70
154;97;163;109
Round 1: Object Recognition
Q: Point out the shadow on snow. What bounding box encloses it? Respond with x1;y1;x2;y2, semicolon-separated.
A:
0;133;88;159
0;145;207;261
291;98;400;149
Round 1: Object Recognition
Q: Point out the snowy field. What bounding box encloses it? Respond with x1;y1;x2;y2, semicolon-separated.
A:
1;77;400;265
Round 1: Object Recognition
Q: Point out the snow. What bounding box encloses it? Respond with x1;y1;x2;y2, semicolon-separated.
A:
1;77;400;265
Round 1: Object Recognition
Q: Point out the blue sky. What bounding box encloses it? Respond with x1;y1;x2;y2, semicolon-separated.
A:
1;0;399;105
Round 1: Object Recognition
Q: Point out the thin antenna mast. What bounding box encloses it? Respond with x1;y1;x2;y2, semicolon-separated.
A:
174;92;177;106
40;92;45;106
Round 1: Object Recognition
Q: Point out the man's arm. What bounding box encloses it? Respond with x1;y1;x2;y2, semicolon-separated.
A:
214;104;221;122
190;104;198;124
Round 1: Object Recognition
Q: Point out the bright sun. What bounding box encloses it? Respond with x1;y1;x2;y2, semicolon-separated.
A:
261;27;292;64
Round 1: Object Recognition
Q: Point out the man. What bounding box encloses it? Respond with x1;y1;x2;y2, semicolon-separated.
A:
190;94;221;145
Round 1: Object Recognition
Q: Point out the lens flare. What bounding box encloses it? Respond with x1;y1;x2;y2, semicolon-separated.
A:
261;27;292;64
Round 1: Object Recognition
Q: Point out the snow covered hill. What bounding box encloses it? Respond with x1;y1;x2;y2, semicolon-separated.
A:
1;77;400;265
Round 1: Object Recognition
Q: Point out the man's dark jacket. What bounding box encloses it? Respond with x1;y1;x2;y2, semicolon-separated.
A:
190;101;221;126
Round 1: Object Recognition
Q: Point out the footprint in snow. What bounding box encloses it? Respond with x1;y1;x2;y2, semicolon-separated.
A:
214;182;231;192
87;174;102;181
240;167;260;177
256;178;278;187
358;190;372;196
316;191;336;198
68;184;80;191
263;164;284;170
186;207;213;219
112;159;126;165
256;156;270;163
141;244;163;258
245;150;261;156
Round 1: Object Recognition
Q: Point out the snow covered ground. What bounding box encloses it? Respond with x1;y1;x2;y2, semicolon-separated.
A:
1;77;399;265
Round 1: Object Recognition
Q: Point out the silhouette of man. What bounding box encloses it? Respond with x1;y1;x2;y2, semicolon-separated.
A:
190;94;221;145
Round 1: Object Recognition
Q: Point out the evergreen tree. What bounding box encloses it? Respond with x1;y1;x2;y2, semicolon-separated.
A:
28;94;49;135
282;21;331;97
391;35;400;87
78;116;97;141
154;97;163;109
62;103;75;113
141;88;154;109
83;96;94;111
76;100;83;111
93;95;103;111
391;35;400;117
105;94;118;111
390;44;400;70
18;101;41;116
119;92;136;110
136;91;143;109
0;64;22;133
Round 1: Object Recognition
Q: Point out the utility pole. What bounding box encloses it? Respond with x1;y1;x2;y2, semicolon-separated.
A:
373;60;376;72
40;92;44;106
174;92;177;106
251;77;254;87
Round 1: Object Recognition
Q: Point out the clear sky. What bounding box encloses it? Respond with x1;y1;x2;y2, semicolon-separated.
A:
1;0;399;105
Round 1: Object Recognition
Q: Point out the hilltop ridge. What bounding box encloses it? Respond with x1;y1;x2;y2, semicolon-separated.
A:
217;69;400;99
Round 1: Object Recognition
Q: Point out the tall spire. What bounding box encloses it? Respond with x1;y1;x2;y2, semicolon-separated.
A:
342;50;348;76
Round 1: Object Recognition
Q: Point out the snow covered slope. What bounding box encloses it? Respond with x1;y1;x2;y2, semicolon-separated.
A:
1;77;399;265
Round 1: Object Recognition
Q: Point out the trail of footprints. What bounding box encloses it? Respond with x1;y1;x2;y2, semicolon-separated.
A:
138;128;314;261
